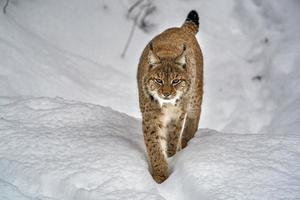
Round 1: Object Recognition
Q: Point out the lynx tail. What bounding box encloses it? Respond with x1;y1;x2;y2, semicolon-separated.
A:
182;10;199;35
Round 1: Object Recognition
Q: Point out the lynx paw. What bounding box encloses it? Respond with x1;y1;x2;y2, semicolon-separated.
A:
152;173;168;184
167;149;176;157
151;167;169;184
181;139;188;149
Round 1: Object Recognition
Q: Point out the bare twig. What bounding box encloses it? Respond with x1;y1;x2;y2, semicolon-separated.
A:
137;1;155;32
128;0;144;16
121;20;137;58
3;0;9;14
121;0;144;58
121;0;155;58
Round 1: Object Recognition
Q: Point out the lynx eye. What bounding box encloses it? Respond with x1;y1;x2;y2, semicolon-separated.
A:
172;79;181;85
154;79;163;85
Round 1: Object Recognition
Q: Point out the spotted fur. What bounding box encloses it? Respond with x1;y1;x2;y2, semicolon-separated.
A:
137;10;203;183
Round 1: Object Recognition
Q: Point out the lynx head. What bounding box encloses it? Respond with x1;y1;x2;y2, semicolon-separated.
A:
144;43;191;106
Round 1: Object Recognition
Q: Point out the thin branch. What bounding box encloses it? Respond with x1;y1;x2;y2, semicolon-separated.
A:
3;0;9;14
121;20;137;58
128;0;144;16
121;0;155;58
122;0;145;58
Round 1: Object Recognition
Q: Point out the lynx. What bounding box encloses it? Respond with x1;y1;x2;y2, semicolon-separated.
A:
137;10;203;183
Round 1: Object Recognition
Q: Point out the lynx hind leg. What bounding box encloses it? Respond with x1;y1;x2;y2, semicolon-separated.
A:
181;109;201;149
143;121;168;183
167;113;187;157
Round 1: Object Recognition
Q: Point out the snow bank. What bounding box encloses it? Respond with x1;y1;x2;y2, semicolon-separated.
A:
0;97;299;199
160;131;300;199
0;96;162;200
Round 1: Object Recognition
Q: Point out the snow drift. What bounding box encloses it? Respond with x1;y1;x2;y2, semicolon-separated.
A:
0;97;299;200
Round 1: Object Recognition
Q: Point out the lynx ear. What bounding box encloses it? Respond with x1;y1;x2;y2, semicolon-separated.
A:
175;44;187;68
148;43;160;67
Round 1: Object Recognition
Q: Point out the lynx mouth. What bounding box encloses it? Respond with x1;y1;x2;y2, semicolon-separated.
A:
151;92;182;107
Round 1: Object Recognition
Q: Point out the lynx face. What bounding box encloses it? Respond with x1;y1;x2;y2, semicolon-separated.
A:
145;61;190;106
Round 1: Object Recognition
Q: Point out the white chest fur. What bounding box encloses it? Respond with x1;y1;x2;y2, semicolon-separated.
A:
159;104;183;158
160;105;181;126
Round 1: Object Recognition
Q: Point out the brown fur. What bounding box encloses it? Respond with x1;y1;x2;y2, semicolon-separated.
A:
137;17;203;183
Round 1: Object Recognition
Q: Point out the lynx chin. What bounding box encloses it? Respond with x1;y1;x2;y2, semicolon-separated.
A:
137;10;203;183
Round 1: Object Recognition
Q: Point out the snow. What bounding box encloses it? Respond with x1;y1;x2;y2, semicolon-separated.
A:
0;97;159;200
0;14;137;117
263;97;300;134
0;0;300;199
0;97;299;200
0;0;299;133
160;131;300;199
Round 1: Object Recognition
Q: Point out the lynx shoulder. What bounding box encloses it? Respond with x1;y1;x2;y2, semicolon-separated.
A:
137;10;203;183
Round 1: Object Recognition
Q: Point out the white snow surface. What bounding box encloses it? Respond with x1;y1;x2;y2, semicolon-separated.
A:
0;97;299;200
1;0;300;199
0;0;299;133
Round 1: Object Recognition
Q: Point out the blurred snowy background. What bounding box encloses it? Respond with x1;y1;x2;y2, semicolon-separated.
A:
0;0;299;199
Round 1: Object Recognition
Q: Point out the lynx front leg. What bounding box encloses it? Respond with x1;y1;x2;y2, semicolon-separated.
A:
143;120;168;183
181;109;201;149
167;113;187;157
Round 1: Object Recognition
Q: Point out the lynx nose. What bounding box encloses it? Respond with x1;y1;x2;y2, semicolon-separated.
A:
163;93;171;98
